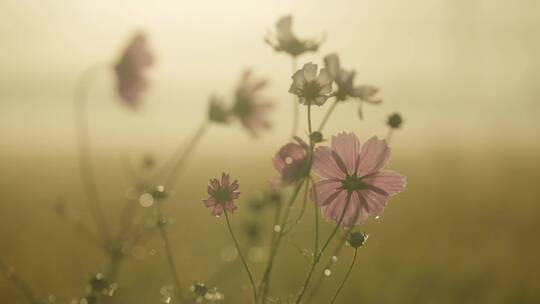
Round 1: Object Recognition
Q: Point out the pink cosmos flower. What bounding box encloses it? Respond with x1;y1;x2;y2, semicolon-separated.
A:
232;70;273;137
114;33;154;108
203;173;240;216
311;132;406;228
265;15;324;57
272;137;310;185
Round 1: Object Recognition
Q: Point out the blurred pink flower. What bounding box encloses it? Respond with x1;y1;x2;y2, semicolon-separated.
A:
273;137;310;185
232;70;273;137
289;63;333;106
324;53;381;103
311;132;406;228
114;33;154;108
203;173;240;217
265;15;324;57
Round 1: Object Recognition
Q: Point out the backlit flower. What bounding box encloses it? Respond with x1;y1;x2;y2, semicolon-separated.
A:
203;173;240;217
311;132;406;228
324;53;381;103
232;70;273;137
273;137;310;185
114;33;154;108
289;63;332;106
265;15;324;57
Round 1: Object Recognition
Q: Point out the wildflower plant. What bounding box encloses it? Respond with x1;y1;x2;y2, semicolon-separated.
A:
2;15;407;304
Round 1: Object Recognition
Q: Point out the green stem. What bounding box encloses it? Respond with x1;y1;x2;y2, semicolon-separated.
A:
282;178;310;236
305;233;348;303
317;99;338;132
155;203;185;304
74;65;112;246
224;209;258;302
386;128;394;144
295;191;353;304
329;248;358;304
290;56;299;138
257;179;306;302
0;260;42;304
149;122;209;188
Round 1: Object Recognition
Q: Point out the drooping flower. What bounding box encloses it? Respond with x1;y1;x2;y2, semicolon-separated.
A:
265;15;324;57
272;137;310;185
203;173;240;217
114;32;154;108
289;63;333;106
231;70;273;137
311;132;406;228
323;53;381;104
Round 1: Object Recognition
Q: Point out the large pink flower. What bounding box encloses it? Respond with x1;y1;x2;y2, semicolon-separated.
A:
114;33;154;108
203;173;240;217
311;132;406;227
272;137;310;185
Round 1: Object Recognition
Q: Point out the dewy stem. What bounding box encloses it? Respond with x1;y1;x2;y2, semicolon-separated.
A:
224;210;258;303
295;191;353;304
257;179;306;303
155;203;186;304
73;65;112;246
329;248;358;304
305;233;348;303
317;98;339;132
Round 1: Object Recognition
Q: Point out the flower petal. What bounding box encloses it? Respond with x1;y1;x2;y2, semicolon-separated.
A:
356;136;390;176
314;96;329;106
310;179;343;206
291;69;306;90
324;53;340;80
313;146;347;179
362;170;406;196
331;132;360;175
302;63;318;82
212;205;224;216
358;189;388;216
317;68;333;86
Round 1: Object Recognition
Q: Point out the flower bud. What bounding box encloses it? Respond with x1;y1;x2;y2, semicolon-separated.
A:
387;113;403;129
310;131;324;143
207;95;231;124
348;232;367;248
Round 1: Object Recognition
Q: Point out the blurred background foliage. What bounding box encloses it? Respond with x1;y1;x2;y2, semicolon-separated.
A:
1;0;539;303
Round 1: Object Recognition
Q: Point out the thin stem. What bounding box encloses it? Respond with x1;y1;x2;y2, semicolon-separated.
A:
307;101;313;135
155;203;185;304
74;65;112;246
295;191;353;304
305;233;348;303
282;179;310;236
386;128;394;144
311;176;319;263
0;260;42;304
257;179;306;303
329;248;358;304
163;122;209;189
224;209;257;302
317;99;338;132
290;56;299;138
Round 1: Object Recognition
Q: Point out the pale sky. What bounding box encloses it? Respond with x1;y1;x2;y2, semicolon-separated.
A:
1;0;539;157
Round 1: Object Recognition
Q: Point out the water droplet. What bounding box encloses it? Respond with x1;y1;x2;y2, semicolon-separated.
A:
95;273;104;280
156;185;165;192
273;225;281;232
285;157;294;164
375;215;380;220
139;193;154;208
324;269;332;277
331;255;338;263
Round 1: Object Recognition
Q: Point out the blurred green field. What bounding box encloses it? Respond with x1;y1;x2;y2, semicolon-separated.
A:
1;142;539;303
